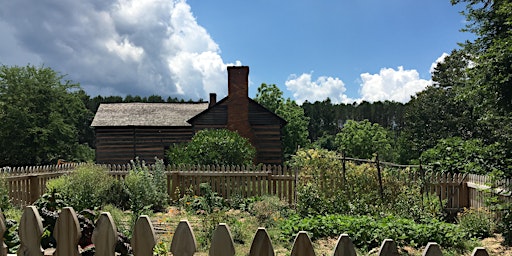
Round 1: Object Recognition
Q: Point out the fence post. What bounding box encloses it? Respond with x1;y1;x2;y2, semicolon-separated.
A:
29;175;40;205
171;170;179;201
376;153;384;201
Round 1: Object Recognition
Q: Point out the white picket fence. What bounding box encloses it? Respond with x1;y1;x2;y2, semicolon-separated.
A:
0;206;490;256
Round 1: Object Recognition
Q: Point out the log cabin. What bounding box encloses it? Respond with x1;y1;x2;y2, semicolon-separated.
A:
91;66;287;165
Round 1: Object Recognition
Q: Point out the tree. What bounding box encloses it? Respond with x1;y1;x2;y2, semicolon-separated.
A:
276;99;310;158
400;86;476;161
255;83;310;158
0;65;92;166
254;83;283;113
166;129;256;165
421;137;509;175
335;120;395;161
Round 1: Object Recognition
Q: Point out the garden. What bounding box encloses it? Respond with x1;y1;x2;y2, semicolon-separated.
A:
1;148;510;255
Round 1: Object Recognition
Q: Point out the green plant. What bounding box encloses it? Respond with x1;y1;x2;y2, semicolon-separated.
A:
0;174;10;210
249;195;290;227
457;208;495;239
166;129;256;165
153;241;169;256
181;183;225;214
124;158;168;222
45;164;115;211
102;204;132;238
279;214;468;251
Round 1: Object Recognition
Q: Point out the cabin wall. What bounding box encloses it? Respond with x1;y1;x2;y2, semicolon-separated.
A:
94;126;193;164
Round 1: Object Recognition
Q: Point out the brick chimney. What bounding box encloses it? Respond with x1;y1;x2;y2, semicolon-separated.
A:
227;66;254;142
209;93;217;108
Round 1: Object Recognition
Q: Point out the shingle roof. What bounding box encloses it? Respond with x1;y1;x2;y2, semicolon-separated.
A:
91;103;209;127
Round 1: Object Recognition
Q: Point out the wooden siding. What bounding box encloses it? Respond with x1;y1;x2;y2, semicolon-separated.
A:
95;126;194;164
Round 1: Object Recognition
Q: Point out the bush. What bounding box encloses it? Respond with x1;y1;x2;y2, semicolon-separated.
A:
46;164;115;211
166;129;256;165
457;208;495;239
125;158;168;218
290;148;444;220
0;174;11;210
249;195;291;227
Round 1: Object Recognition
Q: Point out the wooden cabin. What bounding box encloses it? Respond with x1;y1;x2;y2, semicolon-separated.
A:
91;66;287;165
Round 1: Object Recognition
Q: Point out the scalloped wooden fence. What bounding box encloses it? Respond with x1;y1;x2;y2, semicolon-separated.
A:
0;206;490;256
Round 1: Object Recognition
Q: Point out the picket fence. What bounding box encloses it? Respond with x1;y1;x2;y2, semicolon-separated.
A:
0;206;490;256
0;163;297;207
2;163;511;211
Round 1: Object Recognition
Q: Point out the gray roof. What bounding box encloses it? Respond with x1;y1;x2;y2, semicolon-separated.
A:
91;103;209;127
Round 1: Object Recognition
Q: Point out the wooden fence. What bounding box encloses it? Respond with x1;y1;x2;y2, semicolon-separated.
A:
1;164;297;207
0;206;490;256
2;162;511;211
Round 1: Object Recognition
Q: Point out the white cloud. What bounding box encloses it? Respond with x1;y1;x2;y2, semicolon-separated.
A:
285;73;354;104
0;0;231;100
430;52;449;74
359;66;431;103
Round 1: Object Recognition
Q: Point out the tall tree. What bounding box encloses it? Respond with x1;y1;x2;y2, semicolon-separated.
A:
254;83;283;113
255;83;310;158
0;65;91;166
335;120;395;161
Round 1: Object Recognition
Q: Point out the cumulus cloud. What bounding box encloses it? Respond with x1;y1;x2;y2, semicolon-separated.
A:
285;73;354;104
0;0;231;99
359;66;431;103
430;52;449;74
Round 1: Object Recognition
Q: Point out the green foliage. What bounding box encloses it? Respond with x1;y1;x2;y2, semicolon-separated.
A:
457;208;495;239
276;99;310;158
0;174;10;210
280;214;467;251
45;164;115;211
401;86;476;161
4;218;20;253
179;183;225;214
289;148;443;221
421;137;509;175
254;83;283;113
335;120;395;161
125;158;168;218
249;195;291;228
167;129;256;166
0;64;92;166
255;83;310;157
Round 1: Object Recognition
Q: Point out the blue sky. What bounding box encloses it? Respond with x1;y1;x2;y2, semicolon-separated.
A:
0;0;472;104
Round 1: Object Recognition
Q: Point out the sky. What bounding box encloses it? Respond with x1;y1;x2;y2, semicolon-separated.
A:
0;0;472;104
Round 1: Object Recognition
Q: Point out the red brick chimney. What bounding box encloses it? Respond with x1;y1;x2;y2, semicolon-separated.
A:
227;66;254;142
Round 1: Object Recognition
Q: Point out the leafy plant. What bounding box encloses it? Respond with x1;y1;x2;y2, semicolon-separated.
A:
457;208;495;239
0;174;10;210
166;129;256;166
280;214;467;251
180;183;225;214
45;164;115;211
249;195;290;227
125;158;168;221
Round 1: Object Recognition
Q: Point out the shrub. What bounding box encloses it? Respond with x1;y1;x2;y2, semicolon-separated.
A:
166;129;256;166
250;195;291;227
457;208;495;239
289;148;445;220
0;174;11;210
124;158;168;218
45;164;115;211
